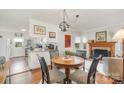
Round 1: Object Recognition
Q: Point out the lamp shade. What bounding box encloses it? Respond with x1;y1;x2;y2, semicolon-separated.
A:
113;28;124;41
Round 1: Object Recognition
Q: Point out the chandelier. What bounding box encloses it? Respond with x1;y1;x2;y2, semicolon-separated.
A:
59;9;79;32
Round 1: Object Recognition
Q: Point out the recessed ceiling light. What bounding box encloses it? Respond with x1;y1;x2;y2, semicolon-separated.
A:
21;29;27;32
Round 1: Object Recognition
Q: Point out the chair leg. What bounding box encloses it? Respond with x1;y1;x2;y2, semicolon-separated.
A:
42;78;44;84
51;61;52;70
68;79;72;84
63;78;72;84
63;79;66;84
51;65;52;70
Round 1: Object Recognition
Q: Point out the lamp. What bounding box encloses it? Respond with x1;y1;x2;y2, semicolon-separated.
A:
112;27;124;83
59;9;79;32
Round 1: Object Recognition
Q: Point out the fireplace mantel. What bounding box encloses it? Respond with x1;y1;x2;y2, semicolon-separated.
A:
88;42;116;57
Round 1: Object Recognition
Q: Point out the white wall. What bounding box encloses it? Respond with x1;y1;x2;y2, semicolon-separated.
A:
1;20;124;58
0;19;81;58
29;19;58;43
58;29;77;55
0;38;10;60
0;31;29;58
29;19;78;55
81;23;124;57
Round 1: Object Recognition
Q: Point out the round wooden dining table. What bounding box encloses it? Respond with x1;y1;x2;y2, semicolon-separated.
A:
52;56;84;84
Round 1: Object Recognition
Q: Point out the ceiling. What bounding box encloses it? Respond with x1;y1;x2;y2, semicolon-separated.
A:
0;9;124;32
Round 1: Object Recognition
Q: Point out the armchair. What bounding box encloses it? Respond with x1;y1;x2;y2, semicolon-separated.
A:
102;57;123;83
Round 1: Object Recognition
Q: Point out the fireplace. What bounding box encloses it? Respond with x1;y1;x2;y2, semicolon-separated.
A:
91;49;111;58
88;42;116;57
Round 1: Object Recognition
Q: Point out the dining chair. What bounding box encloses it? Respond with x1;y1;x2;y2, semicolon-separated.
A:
70;55;102;84
38;56;65;84
49;50;59;69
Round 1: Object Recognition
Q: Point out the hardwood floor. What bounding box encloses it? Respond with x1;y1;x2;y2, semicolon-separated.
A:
5;57;113;84
96;73;114;84
7;57;42;84
8;69;41;84
10;57;29;75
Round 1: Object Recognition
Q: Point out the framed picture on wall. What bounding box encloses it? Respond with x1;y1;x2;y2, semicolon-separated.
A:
15;42;23;47
49;32;56;38
65;35;71;48
96;31;107;42
34;25;46;35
